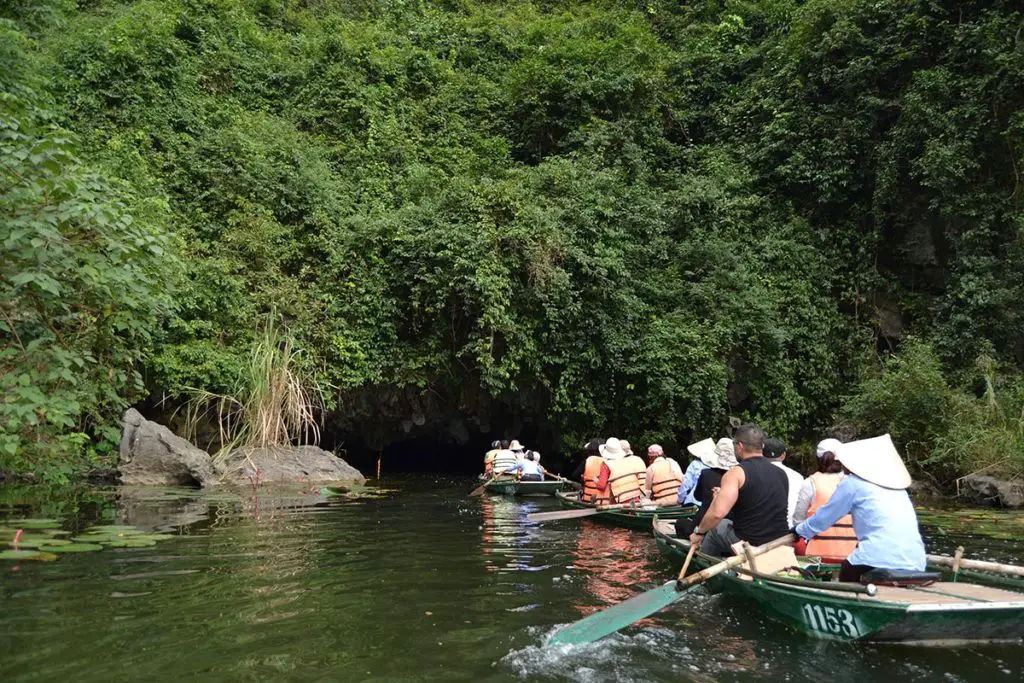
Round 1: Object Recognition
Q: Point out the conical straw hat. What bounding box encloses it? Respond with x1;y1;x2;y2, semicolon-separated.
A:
835;433;912;490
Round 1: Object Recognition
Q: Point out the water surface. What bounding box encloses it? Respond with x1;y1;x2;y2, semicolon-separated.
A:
0;478;1021;682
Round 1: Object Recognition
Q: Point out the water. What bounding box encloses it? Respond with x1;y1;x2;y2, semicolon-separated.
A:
0;477;1021;682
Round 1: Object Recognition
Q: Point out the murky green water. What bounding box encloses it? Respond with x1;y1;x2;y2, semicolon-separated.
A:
1;477;1021;682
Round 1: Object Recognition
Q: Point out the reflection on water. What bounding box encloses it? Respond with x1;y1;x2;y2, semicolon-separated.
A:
0;478;1021;683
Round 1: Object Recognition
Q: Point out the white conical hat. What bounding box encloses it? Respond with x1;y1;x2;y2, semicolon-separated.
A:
835;433;912;490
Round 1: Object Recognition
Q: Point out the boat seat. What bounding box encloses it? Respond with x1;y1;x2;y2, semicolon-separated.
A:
860;568;941;587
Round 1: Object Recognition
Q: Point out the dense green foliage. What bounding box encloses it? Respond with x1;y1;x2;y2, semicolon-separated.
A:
2;0;1022;482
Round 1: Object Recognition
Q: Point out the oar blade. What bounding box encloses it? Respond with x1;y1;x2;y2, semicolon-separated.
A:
526;508;600;523
546;581;688;647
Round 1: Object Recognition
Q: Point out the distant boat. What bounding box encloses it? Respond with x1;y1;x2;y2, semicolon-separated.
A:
483;477;579;497
553;490;697;530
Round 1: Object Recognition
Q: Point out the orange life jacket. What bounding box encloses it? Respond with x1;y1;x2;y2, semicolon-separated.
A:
607;457;645;503
484;449;497;475
806;472;858;562
582;456;611;504
647;458;682;505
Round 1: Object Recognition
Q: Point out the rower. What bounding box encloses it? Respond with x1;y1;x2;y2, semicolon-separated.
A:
763;438;804;527
644;444;683;506
506;451;544;481
688;424;789;557
677;438;711;505
601;437;645;504
483;440;500;476
792;438;857;564
793;434;925;583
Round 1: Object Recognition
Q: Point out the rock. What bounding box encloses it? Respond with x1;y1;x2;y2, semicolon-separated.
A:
215;445;366;486
908;477;943;499
959;475;1024;508
119;409;217;486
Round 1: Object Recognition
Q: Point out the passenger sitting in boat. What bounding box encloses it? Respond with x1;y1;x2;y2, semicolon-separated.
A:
509;439;527;461
688;424;790;557
507;451;544;481
600;437;646;504
793;434;926;583
792;438;857;564
492;440;518;476
763;438;804;527
574;438;611;504
645;444;683;506
675;438;736;536
484;440;500;475
619;440;648;494
677;438;712;506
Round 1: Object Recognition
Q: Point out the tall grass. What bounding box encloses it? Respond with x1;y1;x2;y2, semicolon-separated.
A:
183;318;324;459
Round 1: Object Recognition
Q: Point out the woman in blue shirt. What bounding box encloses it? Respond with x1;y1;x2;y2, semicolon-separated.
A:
507;451;544;481
793;434;926;583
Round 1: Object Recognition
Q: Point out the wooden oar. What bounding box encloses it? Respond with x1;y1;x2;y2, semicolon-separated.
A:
546;533;796;647
527;503;631;523
469;470;513;497
678;543;697;579
927;553;1024;578
540;467;582;489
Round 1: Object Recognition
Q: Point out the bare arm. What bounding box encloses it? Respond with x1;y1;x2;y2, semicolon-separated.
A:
694;466;744;535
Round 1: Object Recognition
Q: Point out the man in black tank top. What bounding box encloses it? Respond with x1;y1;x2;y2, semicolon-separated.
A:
688;424;790;557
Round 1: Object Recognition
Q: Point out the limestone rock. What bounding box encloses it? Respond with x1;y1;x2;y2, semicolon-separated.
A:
959;475;1024;508
215;445;366;486
119;409;217;486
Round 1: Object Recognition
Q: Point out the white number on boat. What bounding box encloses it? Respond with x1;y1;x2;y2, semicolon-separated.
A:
801;604;859;638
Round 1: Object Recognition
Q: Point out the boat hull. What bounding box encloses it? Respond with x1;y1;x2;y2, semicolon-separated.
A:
654;525;1024;645
484;479;577;496
556;491;697;530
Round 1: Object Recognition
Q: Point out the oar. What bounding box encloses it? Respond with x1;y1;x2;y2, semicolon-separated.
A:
545;533;796;647
678;543;697;579
469;469;514;497
927;553;1024;578
527;503;630;523
540;467;582;489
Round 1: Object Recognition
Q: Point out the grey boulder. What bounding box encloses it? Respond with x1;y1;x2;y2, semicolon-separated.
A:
215;445;366;486
959;475;1024;508
119;409;217;486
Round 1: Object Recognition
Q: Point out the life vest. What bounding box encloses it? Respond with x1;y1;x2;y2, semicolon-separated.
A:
647;458;682;505
806;472;858;562
606;457;645;503
492;449;518;475
624;455;647;492
582;456;611;504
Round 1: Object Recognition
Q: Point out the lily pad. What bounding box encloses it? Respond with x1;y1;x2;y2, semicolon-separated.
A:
4;518;63;529
134;534;176;541
38;543;103;553
84;526;144;534
102;539;157;548
0;549;59;561
8;538;72;549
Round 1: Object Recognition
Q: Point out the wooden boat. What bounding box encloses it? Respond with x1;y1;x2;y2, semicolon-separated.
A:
484;477;579;497
653;519;1024;645
555;490;697;530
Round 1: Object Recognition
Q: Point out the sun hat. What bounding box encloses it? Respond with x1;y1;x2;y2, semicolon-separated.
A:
531;450;541;463
620;440;635;456
687;438;736;469
509;440;524;451
816;438;843;459
600;437;626;461
835;434;911;490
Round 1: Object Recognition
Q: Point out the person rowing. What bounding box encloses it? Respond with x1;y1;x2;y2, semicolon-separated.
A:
793;434;925;583
675;437;736;536
483;440;500;476
687;424;790;557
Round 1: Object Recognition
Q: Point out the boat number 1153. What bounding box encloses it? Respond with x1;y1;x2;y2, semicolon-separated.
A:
801;604;860;637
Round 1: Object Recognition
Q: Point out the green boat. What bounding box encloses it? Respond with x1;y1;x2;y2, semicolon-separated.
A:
554;490;697;530
484;478;579;497
653;520;1024;645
